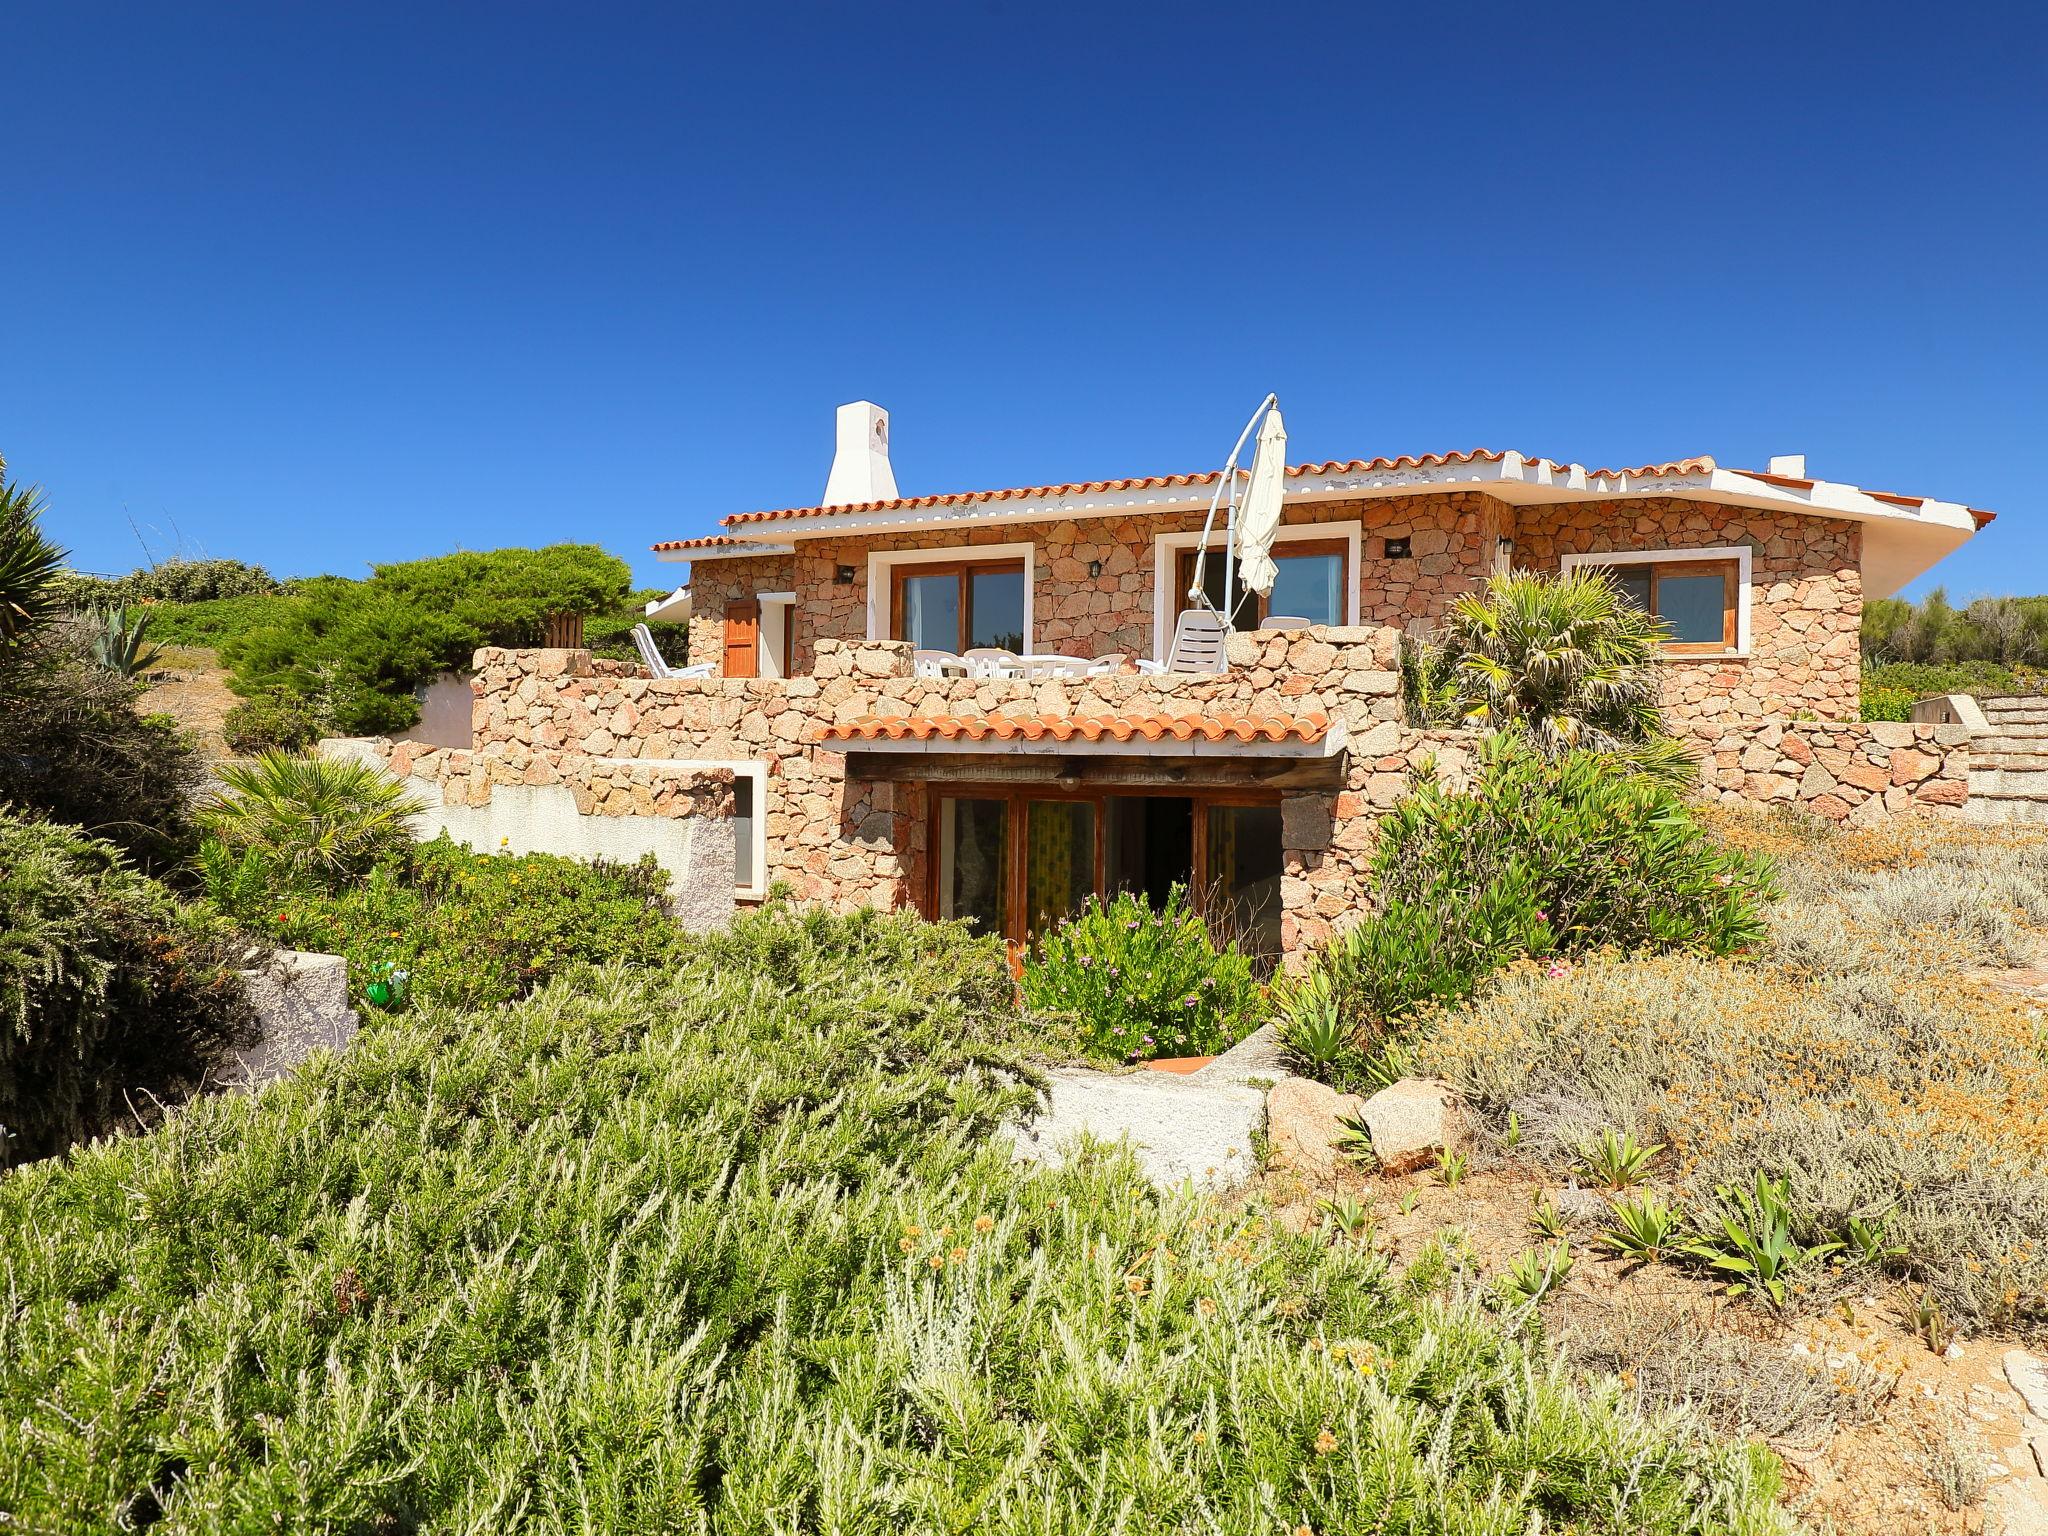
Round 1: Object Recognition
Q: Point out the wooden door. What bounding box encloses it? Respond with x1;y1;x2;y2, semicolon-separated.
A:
723;599;760;678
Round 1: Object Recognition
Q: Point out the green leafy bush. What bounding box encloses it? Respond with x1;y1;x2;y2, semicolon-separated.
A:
221;690;324;754
1282;736;1774;1090
218;545;630;734
0;810;255;1165
130;590;300;649
1858;682;1917;722
199;751;424;890
0;907;1791;1531
1021;885;1264;1061
215;835;689;1009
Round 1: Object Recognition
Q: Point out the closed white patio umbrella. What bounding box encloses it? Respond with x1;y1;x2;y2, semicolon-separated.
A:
1232;405;1288;599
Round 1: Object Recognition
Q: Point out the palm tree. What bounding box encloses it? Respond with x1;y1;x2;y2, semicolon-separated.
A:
0;462;66;647
1425;569;1694;780
199;751;425;889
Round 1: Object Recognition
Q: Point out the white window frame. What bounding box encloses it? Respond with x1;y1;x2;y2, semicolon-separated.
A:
1151;521;1363;662
672;758;769;899
865;541;1036;651
1560;544;1752;657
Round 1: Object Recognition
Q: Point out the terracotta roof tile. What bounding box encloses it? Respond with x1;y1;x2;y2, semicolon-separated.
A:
813;710;1330;746
659;448;1995;542
648;533;798;553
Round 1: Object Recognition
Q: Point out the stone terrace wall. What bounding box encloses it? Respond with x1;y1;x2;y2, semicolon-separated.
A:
469;630;1464;943
1699;719;1971;825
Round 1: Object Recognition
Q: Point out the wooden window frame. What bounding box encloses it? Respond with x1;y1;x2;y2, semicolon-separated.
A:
1562;545;1751;657
1173;538;1351;629
888;558;1028;653
924;783;1281;952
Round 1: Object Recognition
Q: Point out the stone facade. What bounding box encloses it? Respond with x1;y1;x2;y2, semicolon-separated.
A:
688;494;1864;758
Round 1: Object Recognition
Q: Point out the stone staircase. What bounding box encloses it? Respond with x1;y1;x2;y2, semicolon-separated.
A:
1968;696;2048;824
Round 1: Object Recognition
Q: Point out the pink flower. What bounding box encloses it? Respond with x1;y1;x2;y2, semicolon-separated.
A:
1544;959;1573;980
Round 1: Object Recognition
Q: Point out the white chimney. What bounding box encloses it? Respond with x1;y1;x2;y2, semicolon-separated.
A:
822;401;898;507
1766;454;1807;479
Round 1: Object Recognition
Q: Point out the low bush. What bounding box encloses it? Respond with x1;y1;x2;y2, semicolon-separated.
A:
585;609;687;667
0;810;255;1166
210;835;689;1010
134;590;300;649
1021;884;1264;1062
221;690;324;754
1282;737;1774;1090
1415;818;2048;1335
0;906;1791;1531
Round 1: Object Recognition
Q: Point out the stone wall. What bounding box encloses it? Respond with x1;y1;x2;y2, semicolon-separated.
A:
1510;499;1863;735
692;493;1506;676
1697;719;1971;825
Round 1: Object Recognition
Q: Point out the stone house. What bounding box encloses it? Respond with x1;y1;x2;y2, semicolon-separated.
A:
375;404;1992;964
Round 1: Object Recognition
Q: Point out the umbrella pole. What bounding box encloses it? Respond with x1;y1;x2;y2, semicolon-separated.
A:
1188;392;1277;632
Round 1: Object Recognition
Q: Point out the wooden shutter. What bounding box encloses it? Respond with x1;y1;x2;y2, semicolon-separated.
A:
723;599;760;678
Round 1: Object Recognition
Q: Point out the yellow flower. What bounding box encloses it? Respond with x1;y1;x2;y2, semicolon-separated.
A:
898;1237;915;1254
928;1254;945;1271
949;1246;966;1264
974;1214;995;1233
1125;1276;1148;1296
1196;1296;1217;1317
1314;1430;1338;1455
903;1223;922;1238
1191;1429;1207;1446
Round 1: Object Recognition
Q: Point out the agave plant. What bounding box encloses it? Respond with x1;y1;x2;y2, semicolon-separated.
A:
0;468;67;647
200;751;425;890
1432;570;1696;782
84;603;166;677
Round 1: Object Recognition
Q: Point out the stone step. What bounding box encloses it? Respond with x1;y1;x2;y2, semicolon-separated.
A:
1968;771;2048;801
1973;750;2048;771
1975;735;2048;755
1980;700;2048;721
1971;796;2048;825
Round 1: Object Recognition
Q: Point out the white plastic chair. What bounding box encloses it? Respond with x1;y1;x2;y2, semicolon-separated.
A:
914;649;968;678
1134;610;1230;675
631;623;713;679
1084;653;1130;676
961;647;1024;678
1259;615;1313;631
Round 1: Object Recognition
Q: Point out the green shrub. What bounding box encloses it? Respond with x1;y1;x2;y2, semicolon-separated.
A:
220;835;691;1009
135;590;300;649
584;611;686;666
0;907;1791;1531
1859;682;1917;721
199;752;424;890
79;603;166;677
1282;737;1774;1090
0;810;255;1165
221;691;325;754
218;546;630;734
1;467;66;645
1021;885;1264;1062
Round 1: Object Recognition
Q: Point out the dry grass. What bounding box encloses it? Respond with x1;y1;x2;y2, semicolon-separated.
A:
1417;809;2048;1336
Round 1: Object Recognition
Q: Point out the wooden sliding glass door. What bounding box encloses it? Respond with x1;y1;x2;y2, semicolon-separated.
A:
928;784;1284;964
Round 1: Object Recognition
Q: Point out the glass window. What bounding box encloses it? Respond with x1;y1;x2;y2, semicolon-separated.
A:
937;797;1007;935
892;560;1027;653
968;566;1025;652
1207;804;1283;965
1024;800;1095;940
898;572;960;653
732;775;755;891
1267;550;1345;627
1594;559;1735;651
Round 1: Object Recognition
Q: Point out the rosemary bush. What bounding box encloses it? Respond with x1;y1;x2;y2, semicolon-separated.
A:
0;905;1790;1533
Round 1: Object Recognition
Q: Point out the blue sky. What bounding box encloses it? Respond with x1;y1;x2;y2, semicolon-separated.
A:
5;2;2043;599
